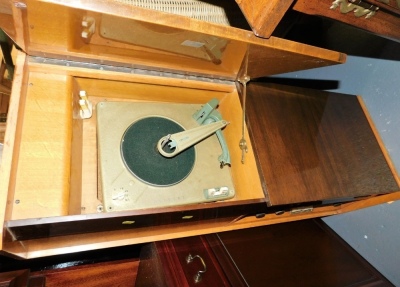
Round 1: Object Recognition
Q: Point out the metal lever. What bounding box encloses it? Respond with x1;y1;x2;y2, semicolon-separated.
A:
193;98;231;167
186;253;207;283
238;75;250;164
203;114;231;167
157;120;229;158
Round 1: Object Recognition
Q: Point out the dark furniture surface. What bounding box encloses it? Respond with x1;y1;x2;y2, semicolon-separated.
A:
237;0;400;41
136;219;394;286
0;219;393;286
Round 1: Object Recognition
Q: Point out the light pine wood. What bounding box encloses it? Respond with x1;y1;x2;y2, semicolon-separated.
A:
10;3;25;52
0;51;27;250
11;72;72;220
0;2;15;39
26;60;236;94
3;52;264;218
10;0;345;81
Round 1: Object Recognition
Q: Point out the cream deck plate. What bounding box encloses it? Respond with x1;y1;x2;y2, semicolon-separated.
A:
97;101;235;212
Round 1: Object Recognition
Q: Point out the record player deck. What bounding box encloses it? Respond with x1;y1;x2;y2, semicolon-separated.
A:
97;100;235;212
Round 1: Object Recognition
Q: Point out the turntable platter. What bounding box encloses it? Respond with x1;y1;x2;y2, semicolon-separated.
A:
121;117;195;186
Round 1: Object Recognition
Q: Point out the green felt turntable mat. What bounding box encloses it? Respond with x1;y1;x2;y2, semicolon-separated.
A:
121;116;195;186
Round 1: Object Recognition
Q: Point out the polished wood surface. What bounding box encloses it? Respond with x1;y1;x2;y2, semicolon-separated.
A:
367;0;400;15
2;220;393;286
0;269;29;287
236;0;295;38
246;82;399;205
137;236;231;286
236;0;400;41
32;259;138;287
212;219;393;286
135;219;393;286
1;244;142;286
293;0;400;41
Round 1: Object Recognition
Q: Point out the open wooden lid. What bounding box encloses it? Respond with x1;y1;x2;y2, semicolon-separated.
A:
245;83;400;206
10;0;345;80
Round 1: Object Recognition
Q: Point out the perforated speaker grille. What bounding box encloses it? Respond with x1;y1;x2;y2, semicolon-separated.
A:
114;0;232;26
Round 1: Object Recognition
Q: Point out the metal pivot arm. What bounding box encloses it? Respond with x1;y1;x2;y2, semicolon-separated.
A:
192;98;231;167
203;112;231;167
157;120;229;158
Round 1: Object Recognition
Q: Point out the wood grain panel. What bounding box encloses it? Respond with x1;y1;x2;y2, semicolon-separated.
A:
366;0;400;15
11;72;72;219
236;0;295;38
10;0;346;81
246;83;399;205
247;40;346;78
293;0;400;41
214;219;394;286
137;237;231;286
33;259;138;287
0;269;29;287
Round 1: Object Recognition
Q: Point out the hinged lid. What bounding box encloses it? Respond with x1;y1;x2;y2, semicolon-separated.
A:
245;83;399;206
9;0;345;81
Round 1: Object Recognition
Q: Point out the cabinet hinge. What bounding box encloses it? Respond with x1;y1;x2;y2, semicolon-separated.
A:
28;56;234;85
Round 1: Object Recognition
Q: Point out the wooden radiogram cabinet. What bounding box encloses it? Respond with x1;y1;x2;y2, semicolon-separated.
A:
0;0;398;259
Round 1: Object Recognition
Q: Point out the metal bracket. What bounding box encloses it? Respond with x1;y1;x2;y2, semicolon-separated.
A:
192;98;231;167
330;0;379;18
237;74;250;164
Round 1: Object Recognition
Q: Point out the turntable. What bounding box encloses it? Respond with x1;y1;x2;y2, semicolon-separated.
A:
97;99;235;212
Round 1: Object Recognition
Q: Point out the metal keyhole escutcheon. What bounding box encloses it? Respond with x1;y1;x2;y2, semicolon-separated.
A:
186;253;207;283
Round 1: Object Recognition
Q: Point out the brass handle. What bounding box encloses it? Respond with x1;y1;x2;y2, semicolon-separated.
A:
186;253;207;283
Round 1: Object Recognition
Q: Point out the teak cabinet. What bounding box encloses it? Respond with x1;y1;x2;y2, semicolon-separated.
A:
0;0;399;259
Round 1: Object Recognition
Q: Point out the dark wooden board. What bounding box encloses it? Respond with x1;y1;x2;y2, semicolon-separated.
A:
136;237;231;287
211;219;394;286
5;201;267;241
246;82;399;205
293;0;400;41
